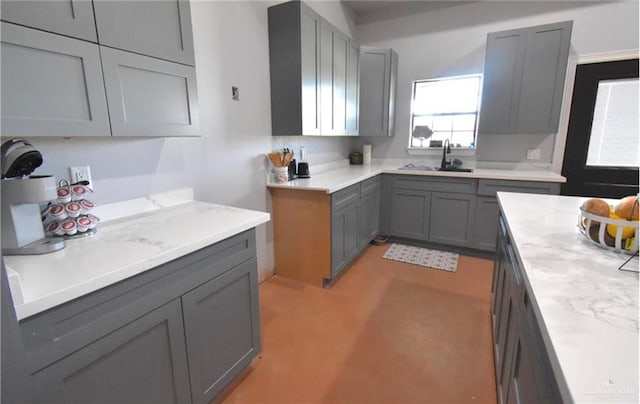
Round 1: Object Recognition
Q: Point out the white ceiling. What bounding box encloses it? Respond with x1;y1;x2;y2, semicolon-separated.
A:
341;1;475;24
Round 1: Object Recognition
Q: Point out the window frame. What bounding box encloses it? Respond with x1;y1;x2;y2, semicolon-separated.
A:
408;74;482;150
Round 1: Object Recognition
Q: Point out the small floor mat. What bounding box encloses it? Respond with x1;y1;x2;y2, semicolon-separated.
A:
383;243;458;272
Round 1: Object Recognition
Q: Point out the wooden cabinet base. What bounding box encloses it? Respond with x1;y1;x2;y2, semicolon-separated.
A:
270;188;332;287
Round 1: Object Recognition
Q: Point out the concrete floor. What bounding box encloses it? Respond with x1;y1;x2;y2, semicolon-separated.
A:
220;244;497;404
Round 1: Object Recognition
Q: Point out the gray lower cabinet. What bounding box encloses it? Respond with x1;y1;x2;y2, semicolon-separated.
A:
474;179;561;251
100;46;199;137
1;0;97;42
473;197;500;251
182;259;261;404
491;215;561;404
10;230;259;404
358;46;397;137
33;299;192;404
429;192;476;247
0;22;111;137
330;176;380;281
358;188;380;250
93;0;195;66
386;175;560;252
331;199;360;279
479;20;572;135
390;188;431;241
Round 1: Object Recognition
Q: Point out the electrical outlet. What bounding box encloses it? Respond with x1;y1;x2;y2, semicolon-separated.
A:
69;166;92;188
526;149;541;160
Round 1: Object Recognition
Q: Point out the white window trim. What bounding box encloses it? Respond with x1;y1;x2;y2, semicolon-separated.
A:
406;146;477;156
408;74;482;151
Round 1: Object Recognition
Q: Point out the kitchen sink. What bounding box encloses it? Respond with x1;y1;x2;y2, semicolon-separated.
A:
438;166;473;172
398;164;473;173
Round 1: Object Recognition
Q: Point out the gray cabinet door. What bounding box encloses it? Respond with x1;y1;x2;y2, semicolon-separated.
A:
479;21;572;135
516;21;573;134
320;22;333;136
331;201;359;279
100;46;199;137
1;0;97;42
33;299;192;404
300;3;321;135
473;196;500;251
1;23;111;137
429;192;476;247
390;188;430;241
346;41;360;135
320;21;349;136
331;29;349;135
359;190;380;249
93;0;195;65
182;259;261;404
359;46;396;136
478;27;526;135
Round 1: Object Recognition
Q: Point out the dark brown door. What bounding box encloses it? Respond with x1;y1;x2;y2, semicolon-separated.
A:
561;59;639;198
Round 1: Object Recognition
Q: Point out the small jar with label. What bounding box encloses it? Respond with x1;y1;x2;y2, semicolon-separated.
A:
61;219;77;235
46;221;65;236
71;185;88;201
76;216;92;233
80;199;95;214
49;204;68;221
65;202;82;218
57;187;71;204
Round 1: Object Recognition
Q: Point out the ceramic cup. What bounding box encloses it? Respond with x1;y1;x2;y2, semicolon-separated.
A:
272;166;288;184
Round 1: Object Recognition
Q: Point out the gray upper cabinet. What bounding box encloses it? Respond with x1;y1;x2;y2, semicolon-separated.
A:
478;21;572;135
1;22;111;137
93;0;195;66
1;0;97;42
101;46;199;137
268;0;357;136
321;22;350;136
347;41;360;135
359;46;397;137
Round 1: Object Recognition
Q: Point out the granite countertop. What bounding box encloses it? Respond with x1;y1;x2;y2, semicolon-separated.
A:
266;163;566;194
497;192;638;403
4;196;270;321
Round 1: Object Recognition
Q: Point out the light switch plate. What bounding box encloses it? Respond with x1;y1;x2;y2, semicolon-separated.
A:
526;149;541;160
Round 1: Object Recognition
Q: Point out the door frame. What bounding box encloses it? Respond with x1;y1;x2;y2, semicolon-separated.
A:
551;49;639;174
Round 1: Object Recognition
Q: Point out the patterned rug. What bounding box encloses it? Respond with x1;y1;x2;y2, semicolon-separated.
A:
382;243;458;272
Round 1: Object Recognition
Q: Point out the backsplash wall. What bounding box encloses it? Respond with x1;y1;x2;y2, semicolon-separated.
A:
21;0;357;282
352;0;639;166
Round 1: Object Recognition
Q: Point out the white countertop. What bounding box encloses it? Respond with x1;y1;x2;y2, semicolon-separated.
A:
497;192;638;403
267;163;566;193
4;200;270;320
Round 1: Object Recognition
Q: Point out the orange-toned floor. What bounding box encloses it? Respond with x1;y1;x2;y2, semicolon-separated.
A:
220;244;497;404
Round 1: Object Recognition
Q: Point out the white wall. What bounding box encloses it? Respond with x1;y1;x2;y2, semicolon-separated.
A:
27;0;356;282
352;1;639;165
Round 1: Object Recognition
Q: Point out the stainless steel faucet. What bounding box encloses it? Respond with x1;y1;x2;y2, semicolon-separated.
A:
440;139;451;170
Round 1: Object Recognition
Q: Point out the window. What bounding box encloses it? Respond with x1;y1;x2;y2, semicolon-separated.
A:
409;75;481;148
586;78;639;167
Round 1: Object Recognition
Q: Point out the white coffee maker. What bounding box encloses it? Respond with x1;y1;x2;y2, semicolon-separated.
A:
1;139;65;255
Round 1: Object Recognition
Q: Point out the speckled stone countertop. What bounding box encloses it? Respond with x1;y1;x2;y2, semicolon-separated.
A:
498;192;638;403
4;191;270;320
266;163;566;193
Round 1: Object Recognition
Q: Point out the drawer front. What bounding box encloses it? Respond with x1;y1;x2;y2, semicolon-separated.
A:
477;179;560;197
20;230;256;374
361;175;380;196
332;183;360;211
392;175;476;194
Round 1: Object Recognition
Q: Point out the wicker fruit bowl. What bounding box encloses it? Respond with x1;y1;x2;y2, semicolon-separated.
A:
578;207;639;255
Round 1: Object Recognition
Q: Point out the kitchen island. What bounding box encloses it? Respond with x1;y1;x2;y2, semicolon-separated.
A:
495;192;638;403
2;189;270;404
